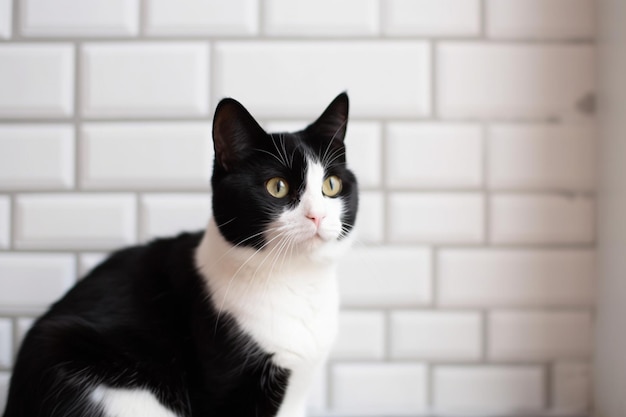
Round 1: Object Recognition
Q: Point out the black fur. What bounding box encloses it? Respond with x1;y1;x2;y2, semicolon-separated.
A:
3;93;358;417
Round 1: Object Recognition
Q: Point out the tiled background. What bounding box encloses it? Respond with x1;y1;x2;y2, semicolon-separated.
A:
0;0;596;415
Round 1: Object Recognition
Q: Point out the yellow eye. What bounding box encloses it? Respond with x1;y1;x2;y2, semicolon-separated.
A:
266;177;290;198
322;175;342;197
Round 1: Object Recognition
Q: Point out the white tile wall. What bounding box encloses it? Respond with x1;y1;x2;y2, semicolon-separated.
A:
81;123;213;189
0;0;597;415
487;0;595;40
0;373;9;413
145;0;258;36
81;43;209;117
0;125;74;190
265;0;378;36
0;44;74;118
383;0;481;37
21;0;140;37
433;366;545;413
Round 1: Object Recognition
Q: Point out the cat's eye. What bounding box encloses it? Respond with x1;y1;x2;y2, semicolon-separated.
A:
266;177;290;198
322;175;342;197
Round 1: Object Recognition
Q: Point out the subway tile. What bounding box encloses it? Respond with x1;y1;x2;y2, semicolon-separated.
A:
438;249;596;307
383;0;480;36
489;311;592;360
434;366;544;413
338;247;432;307
265;0;378;36
81;123;212;189
0;125;74;190
331;363;427;413
0;372;9;412
437;43;594;120
331;311;385;360
214;41;431;118
553;362;591;412
0;253;75;308
15;317;35;347
21;0;139;37
263;121;382;189
140;193;211;241
487;0;595;40
0;0;11;39
488;124;595;190
81;43;209;117
78;253;107;277
389;193;484;243
386;123;483;189
0;319;11;368
145;0;257;36
490;194;594;244
353;192;384;244
0;44;74;118
0;197;8;249
390;311;482;361
15;194;136;250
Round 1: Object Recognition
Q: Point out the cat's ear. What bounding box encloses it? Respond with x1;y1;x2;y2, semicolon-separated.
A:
306;92;349;143
213;98;266;171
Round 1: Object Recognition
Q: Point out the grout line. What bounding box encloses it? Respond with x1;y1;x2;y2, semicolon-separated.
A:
380;122;391;245
481;309;489;362
256;0;265;37
483;123;491;245
544;362;553;409
430;41;437;118
11;0;20;39
480;0;488;38
427;363;434;408
74;42;82;192
208;41;216;117
139;0;147;38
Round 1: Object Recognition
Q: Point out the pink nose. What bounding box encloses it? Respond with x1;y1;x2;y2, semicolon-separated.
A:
307;214;322;228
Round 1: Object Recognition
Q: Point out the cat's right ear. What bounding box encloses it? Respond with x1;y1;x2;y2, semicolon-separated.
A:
212;98;266;171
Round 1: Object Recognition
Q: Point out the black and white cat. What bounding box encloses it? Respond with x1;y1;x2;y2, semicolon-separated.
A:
2;93;358;417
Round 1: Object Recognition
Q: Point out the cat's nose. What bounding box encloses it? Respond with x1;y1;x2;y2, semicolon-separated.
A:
306;213;324;228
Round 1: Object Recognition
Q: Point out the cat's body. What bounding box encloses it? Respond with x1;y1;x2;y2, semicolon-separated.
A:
3;94;358;417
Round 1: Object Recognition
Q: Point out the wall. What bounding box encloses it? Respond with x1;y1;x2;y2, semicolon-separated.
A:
0;0;596;415
594;0;626;416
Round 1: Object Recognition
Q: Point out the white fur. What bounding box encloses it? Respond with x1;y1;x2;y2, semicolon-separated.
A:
195;160;352;417
91;386;178;417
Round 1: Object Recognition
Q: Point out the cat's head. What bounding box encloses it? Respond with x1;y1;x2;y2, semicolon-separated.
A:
211;93;358;262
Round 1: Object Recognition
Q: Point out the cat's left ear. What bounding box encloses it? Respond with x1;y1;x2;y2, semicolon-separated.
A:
306;92;349;143
213;98;266;171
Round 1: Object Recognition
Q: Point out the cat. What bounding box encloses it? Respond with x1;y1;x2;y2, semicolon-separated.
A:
2;92;358;417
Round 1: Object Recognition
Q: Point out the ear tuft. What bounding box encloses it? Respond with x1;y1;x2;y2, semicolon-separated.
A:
212;98;266;171
306;92;349;143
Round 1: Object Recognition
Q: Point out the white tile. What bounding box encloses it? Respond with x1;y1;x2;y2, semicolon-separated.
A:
140;193;211;241
15;317;35;347
265;0;378;36
434;366;544;413
490;194;594;244
81;123;212;189
15;194;137;250
489;124;595;190
0;372;10;412
0;319;11;368
215;42;431;118
553;362;591;412
386;123;483;188
0;44;74;118
331;363;427;413
0;197;8;249
0;125;74;190
489;311;592;360
145;0;257;36
353;192;384;244
82;43;209;117
487;0;595;40
439;249;596;307
338;247;432;307
78;253;107;277
0;253;75;308
331;311;385;360
391;311;482;361
21;0;139;36
383;0;480;36
306;365;327;413
389;193;484;243
0;0;11;39
437;44;595;120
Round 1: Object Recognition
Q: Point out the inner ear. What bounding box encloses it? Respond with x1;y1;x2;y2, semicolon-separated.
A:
306;92;349;143
213;98;266;171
